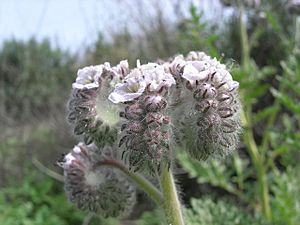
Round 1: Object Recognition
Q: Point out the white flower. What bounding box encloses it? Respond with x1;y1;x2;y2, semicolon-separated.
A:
63;153;76;166
109;60;130;87
72;65;104;89
179;51;239;91
210;68;239;91
186;51;211;61
108;70;147;103
109;62;176;104
208;58;226;70
171;55;186;67
182;64;210;85
227;81;239;91
110;60;129;77
167;55;186;74
139;63;176;91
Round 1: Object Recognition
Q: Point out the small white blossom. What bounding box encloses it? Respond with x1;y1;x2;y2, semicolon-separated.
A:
63;153;76;166
108;70;147;103
189;61;210;71
72;65;104;89
208;58;226;70
179;52;238;91
182;64;210;85
172;55;185;65
109;60;130;87
139;63;176;91
73;145;81;154
186;51;211;61
110;60;129;77
168;55;186;74
109;62;175;103
228;81;239;91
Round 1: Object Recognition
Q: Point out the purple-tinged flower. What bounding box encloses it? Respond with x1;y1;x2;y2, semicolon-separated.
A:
138;62;176;91
185;51;211;62
109;60;130;86
72;64;109;89
182;64;211;86
108;69;147;103
108;61;175;104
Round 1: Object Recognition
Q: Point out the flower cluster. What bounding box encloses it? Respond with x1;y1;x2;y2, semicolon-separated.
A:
66;52;241;169
60;51;241;216
58;143;136;218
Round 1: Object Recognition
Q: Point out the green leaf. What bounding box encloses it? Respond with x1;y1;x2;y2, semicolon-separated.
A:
253;105;278;124
271;88;300;114
138;209;166;225
184;197;269;225
271;167;300;225
177;150;237;194
243;84;270;103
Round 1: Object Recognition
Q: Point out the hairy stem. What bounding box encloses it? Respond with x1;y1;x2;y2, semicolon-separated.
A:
241;110;272;221
95;159;163;205
159;166;185;225
238;1;272;221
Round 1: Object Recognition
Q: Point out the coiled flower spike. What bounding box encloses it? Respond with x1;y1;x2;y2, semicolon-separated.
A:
109;61;176;174
168;51;241;160
67;61;129;147
58;143;136;218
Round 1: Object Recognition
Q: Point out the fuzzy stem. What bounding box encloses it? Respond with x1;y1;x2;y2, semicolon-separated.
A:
241;110;272;221
159;166;185;225
237;1;272;221
95;159;163;205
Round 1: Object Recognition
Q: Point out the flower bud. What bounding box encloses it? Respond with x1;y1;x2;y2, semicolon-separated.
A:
145;112;166;127
58;143;136;218
193;83;217;101
126;121;144;133
143;95;167;112
124;103;144;120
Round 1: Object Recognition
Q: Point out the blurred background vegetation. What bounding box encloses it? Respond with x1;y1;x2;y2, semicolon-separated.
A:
1;0;300;224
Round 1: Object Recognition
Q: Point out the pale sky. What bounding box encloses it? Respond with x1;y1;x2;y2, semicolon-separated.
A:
0;0;224;52
0;0;124;52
